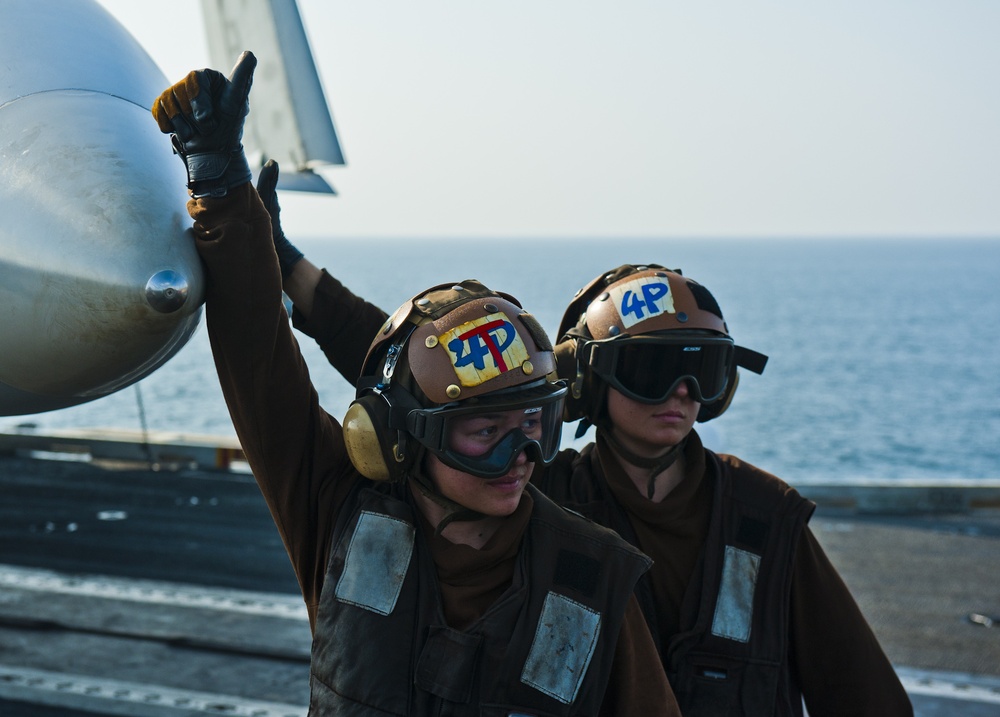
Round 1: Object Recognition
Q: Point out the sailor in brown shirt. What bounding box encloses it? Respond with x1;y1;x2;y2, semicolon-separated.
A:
152;52;681;717
261;175;914;713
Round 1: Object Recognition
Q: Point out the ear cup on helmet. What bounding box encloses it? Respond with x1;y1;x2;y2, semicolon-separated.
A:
554;337;589;422
343;393;406;481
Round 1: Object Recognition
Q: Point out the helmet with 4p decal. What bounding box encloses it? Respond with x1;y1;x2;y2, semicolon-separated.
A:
557;264;767;425
343;280;567;482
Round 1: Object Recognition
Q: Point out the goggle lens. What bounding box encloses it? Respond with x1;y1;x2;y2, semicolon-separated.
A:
408;384;566;479
591;337;734;404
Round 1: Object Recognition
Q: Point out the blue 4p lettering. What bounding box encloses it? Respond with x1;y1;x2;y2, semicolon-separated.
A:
448;317;516;372
439;312;530;387
609;277;675;329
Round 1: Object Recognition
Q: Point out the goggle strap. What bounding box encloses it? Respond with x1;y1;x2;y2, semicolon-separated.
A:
735;346;768;375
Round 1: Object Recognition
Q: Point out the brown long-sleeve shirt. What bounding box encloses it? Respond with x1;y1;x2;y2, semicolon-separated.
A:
186;184;680;716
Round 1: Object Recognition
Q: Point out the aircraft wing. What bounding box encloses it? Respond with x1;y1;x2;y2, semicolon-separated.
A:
202;0;346;194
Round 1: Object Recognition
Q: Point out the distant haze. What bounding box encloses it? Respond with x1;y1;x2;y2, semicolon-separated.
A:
99;0;1000;240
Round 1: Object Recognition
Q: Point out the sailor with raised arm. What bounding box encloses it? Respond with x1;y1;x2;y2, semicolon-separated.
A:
152;51;680;716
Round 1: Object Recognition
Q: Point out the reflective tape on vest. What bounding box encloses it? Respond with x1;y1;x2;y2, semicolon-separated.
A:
335;511;414;615
711;545;761;643
521;592;601;704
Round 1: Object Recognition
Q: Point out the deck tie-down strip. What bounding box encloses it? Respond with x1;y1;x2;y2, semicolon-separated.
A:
0;563;307;620
0;664;307;717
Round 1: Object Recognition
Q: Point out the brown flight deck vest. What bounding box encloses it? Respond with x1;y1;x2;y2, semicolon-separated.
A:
540;440;815;716
308;481;652;717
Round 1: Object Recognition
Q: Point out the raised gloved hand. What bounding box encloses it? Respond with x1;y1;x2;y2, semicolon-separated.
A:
255;160;304;278
152;51;257;198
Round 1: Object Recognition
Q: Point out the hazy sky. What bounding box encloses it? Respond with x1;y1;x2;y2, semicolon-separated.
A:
97;0;999;240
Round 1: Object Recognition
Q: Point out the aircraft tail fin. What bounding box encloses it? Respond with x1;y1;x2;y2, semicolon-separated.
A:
201;0;344;193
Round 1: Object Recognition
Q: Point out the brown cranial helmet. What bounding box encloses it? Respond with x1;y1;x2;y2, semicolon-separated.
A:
556;264;767;426
344;280;567;482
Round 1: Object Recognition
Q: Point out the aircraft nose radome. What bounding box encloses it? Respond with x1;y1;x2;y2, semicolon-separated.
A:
0;90;204;413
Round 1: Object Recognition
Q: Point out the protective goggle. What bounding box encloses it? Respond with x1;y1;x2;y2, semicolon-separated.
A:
582;334;737;405
404;381;567;479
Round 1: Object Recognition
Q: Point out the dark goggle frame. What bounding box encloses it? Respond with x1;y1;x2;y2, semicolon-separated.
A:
404;381;567;479
581;334;737;405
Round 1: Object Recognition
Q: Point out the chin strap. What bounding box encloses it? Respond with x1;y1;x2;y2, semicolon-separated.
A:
602;429;689;499
410;466;489;536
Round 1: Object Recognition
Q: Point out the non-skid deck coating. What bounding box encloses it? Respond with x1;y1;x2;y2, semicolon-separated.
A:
1;454;998;716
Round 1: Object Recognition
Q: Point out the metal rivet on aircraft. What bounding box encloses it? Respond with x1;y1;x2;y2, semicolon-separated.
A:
145;270;190;313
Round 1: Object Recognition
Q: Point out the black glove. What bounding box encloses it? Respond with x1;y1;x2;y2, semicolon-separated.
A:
152;51;257;198
256;160;304;278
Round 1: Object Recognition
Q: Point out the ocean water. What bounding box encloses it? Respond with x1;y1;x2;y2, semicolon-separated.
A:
8;238;999;484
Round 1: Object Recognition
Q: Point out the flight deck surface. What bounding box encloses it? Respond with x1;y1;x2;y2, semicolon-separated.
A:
1;454;998;716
